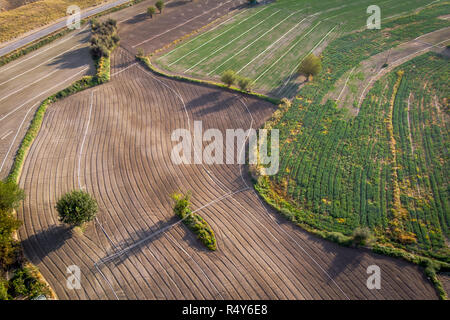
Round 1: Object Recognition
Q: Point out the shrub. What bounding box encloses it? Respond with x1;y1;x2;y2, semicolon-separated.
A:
156;0;165;13
0;180;25;211
238;77;252;91
0;209;22;269
89;19;119;59
298;53;322;80
147;6;156;18
8;265;50;299
352;227;374;246
171;192;217;250
0;278;8;300
221;70;236;87
56;190;98;227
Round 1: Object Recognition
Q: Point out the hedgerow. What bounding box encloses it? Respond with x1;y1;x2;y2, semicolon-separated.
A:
171;192;217;251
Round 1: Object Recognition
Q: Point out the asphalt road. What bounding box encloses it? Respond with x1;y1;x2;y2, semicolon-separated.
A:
0;0;131;57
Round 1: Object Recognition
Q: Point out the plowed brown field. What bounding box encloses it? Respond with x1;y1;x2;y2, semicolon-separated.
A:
16;46;439;299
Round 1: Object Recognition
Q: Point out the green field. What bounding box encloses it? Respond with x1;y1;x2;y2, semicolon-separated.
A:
155;0;446;97
254;2;450;261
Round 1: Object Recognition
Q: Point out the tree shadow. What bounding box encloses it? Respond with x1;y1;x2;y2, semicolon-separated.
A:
124;12;148;25
47;47;95;72
185;90;223;110
166;0;190;8
98;216;180;267
21;224;72;265
193;95;239;117
266;73;305;100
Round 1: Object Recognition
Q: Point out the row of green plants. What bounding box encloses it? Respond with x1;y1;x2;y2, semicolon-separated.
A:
0;180;52;300
171;192;217;251
253;3;449;298
257;2;449;255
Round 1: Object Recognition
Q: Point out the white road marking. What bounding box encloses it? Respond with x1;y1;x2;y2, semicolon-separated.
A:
0;43;83;87
185;10;281;73
131;0;236;48
0;69;59;102
0;67;89;122
167;7;267;66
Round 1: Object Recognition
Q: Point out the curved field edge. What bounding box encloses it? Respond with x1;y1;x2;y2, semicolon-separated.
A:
136;54;281;105
253;52;450;299
4;51;111;299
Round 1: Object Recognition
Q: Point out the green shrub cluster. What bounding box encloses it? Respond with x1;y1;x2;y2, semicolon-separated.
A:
56;190;98;227
171;192;217;251
90;18;119;59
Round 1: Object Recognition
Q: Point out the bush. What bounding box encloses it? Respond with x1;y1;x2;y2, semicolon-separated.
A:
147;6;156;18
0;180;25;211
352;227;374;246
171;192;217;250
0;278;8;300
298;53;322;80
56;190;98;227
89;19;119;59
221;70;236;87
8;265;50;299
156;0;165;13
238;77;252;91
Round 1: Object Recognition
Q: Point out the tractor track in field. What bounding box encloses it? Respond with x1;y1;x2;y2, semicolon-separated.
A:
16;44;439;299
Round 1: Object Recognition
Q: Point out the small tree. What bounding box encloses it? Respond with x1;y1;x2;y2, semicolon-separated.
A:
56;190;98;227
298;53;322;81
352;227;374;246
156;0;165;13
147;6;156;18
237;77;252;91
221;70;236;87
0;180;25;211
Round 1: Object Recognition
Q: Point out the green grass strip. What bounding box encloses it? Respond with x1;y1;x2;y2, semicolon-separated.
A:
137;54;281;105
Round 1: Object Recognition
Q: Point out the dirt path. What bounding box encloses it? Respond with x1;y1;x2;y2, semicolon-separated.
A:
325;27;450;113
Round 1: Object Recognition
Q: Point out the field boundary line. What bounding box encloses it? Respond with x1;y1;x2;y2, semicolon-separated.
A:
278;24;339;95
168;6;269;67
358;38;450;106
0;69;59;102
0;67;89;122
238;95;351;300
0;43;83;87
131;0;236;48
184;9;281;73
207;9;304;75
0;103;37;173
161;9;250;60
252;21;321;84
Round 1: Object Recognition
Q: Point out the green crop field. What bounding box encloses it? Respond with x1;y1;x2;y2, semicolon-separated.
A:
254;1;450;261
155;0;446;97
